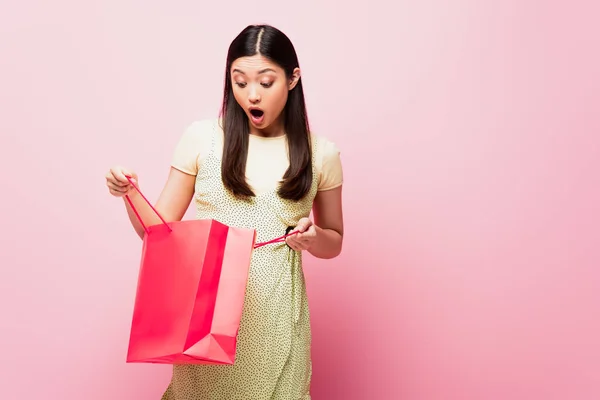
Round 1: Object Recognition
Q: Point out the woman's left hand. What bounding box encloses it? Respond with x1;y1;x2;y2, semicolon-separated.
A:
286;217;318;251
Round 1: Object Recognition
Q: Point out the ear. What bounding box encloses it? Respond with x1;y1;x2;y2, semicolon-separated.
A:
288;67;301;91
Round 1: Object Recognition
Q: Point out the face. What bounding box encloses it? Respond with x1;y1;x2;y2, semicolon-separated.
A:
230;54;300;133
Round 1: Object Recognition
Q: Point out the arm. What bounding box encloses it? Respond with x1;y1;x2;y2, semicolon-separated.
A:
121;121;206;238
309;186;344;259
306;185;344;259
285;136;344;258
124;168;196;239
285;186;344;258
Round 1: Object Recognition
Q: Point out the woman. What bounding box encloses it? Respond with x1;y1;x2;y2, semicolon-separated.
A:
105;24;344;399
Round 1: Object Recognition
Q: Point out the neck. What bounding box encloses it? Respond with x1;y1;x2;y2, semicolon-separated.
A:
249;115;285;138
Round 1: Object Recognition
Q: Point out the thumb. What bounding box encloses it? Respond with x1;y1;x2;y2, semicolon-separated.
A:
296;218;312;233
122;169;138;183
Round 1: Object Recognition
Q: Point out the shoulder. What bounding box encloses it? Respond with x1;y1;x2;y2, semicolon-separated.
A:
311;133;341;164
171;118;219;175
182;118;219;142
310;132;343;191
179;118;221;152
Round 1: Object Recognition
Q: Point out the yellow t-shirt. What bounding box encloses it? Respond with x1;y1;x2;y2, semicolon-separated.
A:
170;119;343;195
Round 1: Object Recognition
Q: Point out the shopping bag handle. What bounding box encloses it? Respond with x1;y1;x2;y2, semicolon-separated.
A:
123;175;300;246
124;175;172;234
253;230;299;249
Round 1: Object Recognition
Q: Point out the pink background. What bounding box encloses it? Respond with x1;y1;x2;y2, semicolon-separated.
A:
1;1;599;399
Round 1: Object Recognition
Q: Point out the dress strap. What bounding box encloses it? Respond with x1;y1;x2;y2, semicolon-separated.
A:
208;119;219;157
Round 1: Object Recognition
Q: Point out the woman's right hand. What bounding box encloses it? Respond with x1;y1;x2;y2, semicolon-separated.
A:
105;166;138;198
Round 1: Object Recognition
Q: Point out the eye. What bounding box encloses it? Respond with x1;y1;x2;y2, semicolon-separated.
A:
235;82;247;88
261;82;273;88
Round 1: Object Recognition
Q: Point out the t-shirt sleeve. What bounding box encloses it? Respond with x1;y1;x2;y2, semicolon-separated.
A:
170;120;211;176
318;139;343;191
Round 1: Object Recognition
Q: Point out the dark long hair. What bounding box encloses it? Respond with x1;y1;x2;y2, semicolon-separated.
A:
219;24;312;202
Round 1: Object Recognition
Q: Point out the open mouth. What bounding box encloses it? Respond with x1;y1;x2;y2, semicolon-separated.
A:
249;109;264;118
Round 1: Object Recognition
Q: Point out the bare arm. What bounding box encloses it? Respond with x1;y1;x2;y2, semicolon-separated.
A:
122;168;196;239
308;185;344;259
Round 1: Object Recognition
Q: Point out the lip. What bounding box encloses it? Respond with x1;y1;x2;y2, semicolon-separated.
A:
248;106;265;125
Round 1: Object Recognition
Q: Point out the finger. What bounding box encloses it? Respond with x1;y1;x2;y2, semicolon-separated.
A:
291;235;310;250
296;219;312;233
111;168;131;185
301;221;312;232
286;236;301;250
108;186;128;195
288;241;303;251
304;226;317;238
287;231;299;242
108;178;128;188
294;220;304;233
107;181;129;192
122;169;139;183
292;233;307;243
296;228;315;241
109;175;128;187
105;172;123;186
108;187;127;197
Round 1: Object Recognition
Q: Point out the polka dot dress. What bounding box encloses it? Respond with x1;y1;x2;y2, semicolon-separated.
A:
160;123;319;400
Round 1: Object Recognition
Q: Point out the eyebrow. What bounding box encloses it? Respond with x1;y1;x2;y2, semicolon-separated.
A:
232;68;277;75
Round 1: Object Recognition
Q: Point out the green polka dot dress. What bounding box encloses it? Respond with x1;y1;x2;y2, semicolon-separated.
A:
161;122;321;399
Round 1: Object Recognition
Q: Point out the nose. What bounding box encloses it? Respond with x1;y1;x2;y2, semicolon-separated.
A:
248;86;261;104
